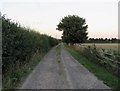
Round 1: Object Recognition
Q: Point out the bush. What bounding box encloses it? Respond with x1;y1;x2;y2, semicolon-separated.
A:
78;45;120;77
2;16;59;76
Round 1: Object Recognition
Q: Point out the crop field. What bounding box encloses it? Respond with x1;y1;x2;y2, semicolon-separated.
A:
80;43;119;51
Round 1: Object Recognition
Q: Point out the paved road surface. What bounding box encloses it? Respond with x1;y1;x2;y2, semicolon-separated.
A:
20;44;110;89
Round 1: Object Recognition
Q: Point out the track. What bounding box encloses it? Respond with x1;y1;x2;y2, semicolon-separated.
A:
20;43;110;89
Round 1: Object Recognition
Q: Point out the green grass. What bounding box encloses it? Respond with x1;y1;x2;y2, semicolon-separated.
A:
2;51;46;90
56;44;64;75
56;44;61;63
65;44;120;90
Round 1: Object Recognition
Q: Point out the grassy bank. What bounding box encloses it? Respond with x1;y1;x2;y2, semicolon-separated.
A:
3;51;45;90
65;44;120;90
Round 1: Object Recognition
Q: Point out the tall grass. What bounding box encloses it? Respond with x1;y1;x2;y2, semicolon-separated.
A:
65;44;120;90
75;44;120;77
2;16;58;89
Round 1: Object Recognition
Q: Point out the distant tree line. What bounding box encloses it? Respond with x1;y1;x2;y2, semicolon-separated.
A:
86;38;120;43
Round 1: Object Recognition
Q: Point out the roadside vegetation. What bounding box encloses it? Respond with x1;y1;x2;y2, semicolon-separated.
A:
74;43;120;77
56;44;61;64
65;44;120;90
56;44;64;75
2;16;58;89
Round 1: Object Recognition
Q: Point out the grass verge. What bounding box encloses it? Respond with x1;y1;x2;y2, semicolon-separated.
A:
2;51;46;90
56;44;63;75
65;44;120;91
56;44;61;63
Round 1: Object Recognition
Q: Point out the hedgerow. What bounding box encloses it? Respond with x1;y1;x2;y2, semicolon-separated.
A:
2;16;58;76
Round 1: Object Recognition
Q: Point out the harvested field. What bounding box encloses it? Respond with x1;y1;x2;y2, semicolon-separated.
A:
80;43;119;51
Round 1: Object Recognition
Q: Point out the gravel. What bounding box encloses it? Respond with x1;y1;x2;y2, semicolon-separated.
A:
20;44;110;89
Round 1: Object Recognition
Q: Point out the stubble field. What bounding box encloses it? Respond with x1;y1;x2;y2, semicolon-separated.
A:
80;43;119;51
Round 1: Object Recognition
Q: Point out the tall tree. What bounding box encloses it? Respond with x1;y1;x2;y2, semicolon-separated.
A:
56;15;88;44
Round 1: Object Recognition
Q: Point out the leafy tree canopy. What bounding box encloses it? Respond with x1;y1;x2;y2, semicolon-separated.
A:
56;15;88;44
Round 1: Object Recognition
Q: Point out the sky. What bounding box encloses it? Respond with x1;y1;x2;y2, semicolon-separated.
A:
0;0;119;39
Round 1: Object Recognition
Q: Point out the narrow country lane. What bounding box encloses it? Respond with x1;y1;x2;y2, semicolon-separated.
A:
21;44;70;89
20;43;110;89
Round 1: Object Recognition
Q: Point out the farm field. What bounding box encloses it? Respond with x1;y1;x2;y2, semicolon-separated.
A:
81;43;119;51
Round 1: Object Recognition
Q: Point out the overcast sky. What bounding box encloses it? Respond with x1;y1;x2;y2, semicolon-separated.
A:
0;0;119;39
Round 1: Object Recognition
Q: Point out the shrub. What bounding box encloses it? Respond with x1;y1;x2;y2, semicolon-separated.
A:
77;44;120;77
2;16;58;76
